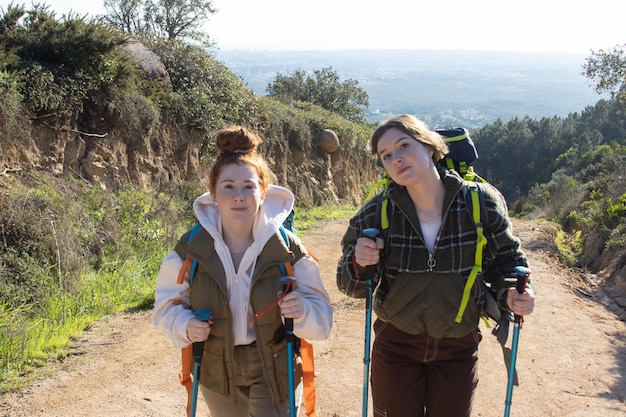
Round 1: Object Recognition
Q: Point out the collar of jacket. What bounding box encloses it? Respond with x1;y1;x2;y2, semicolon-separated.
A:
175;227;298;296
386;168;465;224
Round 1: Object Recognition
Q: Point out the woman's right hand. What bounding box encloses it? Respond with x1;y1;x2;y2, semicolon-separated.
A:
186;317;212;342
354;236;383;267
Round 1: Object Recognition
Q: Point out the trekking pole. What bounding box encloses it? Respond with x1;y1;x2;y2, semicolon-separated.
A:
281;276;298;417
503;266;530;417
362;228;380;417
190;308;212;417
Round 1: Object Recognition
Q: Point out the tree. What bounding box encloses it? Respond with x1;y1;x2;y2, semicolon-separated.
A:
102;0;216;44
267;67;369;123
101;0;144;34
583;43;626;109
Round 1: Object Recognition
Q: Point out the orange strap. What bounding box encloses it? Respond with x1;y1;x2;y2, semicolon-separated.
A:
177;257;193;285
179;345;194;417
282;261;318;417
283;261;295;277
300;339;318;417
175;257;195;416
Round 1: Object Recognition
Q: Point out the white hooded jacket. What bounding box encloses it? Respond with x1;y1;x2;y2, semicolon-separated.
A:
153;184;333;349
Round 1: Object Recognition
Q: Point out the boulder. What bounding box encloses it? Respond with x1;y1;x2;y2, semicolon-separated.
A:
316;129;340;154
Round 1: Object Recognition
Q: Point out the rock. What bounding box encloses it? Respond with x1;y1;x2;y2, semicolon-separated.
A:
123;40;172;92
316;129;340;154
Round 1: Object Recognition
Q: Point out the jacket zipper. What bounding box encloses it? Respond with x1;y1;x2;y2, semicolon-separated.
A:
427;253;436;271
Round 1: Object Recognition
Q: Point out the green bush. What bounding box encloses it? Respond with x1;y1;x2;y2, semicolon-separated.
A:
0;70;24;141
0;4;131;125
148;38;255;154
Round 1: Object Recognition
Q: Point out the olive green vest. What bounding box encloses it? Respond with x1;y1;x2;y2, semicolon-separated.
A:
174;227;306;409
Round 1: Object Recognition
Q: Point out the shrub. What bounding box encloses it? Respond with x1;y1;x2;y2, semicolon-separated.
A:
0;70;24;141
1;4;131;125
147;38;254;155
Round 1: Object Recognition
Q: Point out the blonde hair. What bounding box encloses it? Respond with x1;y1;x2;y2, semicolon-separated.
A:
370;114;448;163
208;126;272;196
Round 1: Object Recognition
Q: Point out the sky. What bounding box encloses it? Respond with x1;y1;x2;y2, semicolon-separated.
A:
2;0;624;54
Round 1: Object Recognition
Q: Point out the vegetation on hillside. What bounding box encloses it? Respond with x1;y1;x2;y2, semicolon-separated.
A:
471;44;626;271
0;2;369;390
473;99;626;268
101;0;217;45
0;2;132;127
583;43;626;110
0;0;625;393
266;67;370;123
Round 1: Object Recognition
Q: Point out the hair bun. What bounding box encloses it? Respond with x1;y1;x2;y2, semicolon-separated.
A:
216;126;262;155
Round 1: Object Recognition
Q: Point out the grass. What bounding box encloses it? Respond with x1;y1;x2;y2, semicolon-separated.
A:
0;197;357;393
294;204;358;234
0;255;162;392
554;229;583;267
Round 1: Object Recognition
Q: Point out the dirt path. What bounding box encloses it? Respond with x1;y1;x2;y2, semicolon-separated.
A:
2;218;626;417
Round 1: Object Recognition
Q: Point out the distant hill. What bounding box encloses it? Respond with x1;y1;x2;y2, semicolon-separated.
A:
216;49;602;128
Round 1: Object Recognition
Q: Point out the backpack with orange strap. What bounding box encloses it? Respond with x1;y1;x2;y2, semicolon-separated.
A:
176;212;319;417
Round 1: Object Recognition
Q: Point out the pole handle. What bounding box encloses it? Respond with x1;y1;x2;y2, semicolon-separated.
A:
362;228;381;277
512;266;530;324
280;277;296;331
192;309;212;362
514;266;530;295
363;228;380;240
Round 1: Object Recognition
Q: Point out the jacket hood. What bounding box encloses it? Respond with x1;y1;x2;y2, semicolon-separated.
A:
192;184;294;251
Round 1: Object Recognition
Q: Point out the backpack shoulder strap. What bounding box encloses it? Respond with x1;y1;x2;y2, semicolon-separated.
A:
376;188;391;257
175;223;203;285
176;223;203;417
455;181;488;323
187;223;203;285
278;226;295;277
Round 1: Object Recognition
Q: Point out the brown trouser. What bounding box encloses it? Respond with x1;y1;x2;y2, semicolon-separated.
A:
371;319;481;417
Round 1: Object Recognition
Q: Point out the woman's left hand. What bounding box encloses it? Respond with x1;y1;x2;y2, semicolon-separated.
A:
279;291;304;319
507;286;535;316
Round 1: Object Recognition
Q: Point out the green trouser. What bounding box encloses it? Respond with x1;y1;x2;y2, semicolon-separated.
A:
200;343;290;417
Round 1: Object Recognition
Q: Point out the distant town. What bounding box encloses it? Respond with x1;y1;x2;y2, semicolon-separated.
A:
217;49;601;128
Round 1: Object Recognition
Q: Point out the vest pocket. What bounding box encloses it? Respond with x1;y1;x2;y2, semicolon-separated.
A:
200;336;228;395
270;341;302;403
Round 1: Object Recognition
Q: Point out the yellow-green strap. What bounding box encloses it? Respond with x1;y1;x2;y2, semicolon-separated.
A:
458;161;468;177
366;176;390;201
381;197;389;231
455;182;487;323
442;132;468;143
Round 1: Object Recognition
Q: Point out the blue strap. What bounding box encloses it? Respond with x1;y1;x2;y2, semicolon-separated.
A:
278;226;290;276
187;223;202;285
